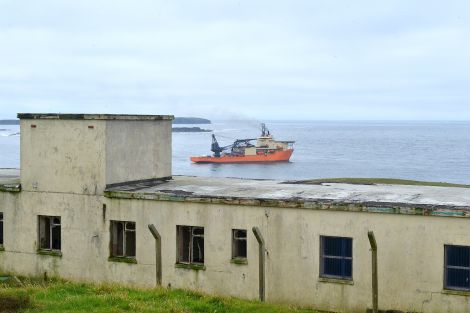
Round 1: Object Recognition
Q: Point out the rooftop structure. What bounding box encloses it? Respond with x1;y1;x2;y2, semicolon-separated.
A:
17;113;173;194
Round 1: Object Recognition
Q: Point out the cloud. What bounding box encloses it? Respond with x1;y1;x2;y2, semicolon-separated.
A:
0;0;469;119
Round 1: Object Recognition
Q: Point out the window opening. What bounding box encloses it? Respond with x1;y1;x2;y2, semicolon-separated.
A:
0;212;3;246
177;225;204;264
232;229;247;259
38;216;61;251
320;236;352;280
445;245;470;291
110;221;136;258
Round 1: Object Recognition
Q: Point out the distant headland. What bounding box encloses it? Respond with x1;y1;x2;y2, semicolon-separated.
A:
0;120;18;125
0;117;212;132
172;127;212;133
173;117;211;124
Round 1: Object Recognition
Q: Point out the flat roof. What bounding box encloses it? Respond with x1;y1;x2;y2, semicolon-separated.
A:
17;113;174;121
0;169;20;192
105;176;470;217
3;168;470;216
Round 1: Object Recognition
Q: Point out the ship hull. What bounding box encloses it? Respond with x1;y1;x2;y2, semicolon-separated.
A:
190;149;293;163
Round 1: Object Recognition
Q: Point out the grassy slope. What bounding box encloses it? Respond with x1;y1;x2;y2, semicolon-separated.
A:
295;178;470;188
0;279;317;313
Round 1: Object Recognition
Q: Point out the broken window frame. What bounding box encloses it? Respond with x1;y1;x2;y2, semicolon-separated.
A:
444;245;470;291
38;215;61;251
0;212;3;247
110;220;136;259
176;225;204;265
231;229;247;260
320;235;353;280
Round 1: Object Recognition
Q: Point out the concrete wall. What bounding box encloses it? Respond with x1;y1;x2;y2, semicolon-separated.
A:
2;190;470;313
19;118;172;194
20;119;107;195
105;120;172;186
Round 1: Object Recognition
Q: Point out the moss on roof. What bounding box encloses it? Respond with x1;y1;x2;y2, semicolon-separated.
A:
293;178;470;188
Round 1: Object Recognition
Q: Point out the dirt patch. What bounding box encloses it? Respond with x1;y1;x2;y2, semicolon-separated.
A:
0;294;31;313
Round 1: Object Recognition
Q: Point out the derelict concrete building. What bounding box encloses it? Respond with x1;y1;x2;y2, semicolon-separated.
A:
1;113;470;313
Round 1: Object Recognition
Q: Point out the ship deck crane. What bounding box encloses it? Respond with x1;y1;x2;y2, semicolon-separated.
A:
211;134;256;157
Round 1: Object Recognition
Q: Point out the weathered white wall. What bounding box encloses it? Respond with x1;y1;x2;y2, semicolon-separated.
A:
105;120;172;186
20;119;107;194
2;190;470;313
19;118;172;194
8;114;470;312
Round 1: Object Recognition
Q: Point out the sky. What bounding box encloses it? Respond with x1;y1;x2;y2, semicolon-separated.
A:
0;0;469;120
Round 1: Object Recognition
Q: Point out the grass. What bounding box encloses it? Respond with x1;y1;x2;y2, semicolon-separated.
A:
295;178;470;188
0;277;318;313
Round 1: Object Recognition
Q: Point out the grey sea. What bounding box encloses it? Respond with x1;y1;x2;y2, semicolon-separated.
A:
1;121;470;184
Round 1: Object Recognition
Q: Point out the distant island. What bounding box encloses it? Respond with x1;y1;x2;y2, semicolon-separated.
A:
0;120;19;125
0;117;211;125
172;127;212;133
173;117;211;124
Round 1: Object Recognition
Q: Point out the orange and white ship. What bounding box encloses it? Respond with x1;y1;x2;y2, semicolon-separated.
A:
190;124;295;163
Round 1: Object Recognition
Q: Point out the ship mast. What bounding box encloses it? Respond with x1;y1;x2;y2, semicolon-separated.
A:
261;123;270;137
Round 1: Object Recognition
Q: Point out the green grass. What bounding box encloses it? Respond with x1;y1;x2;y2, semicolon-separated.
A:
295;178;470;188
0;277;318;313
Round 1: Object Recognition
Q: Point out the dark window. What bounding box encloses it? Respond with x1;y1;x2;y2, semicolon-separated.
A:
110;221;136;258
232;229;247;259
177;225;204;264
38;216;61;251
320;236;352;280
445;245;470;290
0;212;3;246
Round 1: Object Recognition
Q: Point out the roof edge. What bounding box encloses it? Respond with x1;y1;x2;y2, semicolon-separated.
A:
103;190;470;218
17;113;174;121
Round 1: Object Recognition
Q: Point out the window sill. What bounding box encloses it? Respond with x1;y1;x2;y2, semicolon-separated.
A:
318;277;354;285
175;263;206;271
231;257;248;265
37;250;62;257
442;289;470;296
108;257;137;264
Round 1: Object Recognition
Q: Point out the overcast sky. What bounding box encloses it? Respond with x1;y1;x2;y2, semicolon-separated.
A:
0;1;469;120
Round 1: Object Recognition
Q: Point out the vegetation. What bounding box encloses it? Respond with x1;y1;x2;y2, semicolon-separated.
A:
0;277;317;313
296;177;470;188
173;117;211;124
172;127;212;133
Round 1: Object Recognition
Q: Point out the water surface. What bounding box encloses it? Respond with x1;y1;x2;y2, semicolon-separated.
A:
2;121;470;184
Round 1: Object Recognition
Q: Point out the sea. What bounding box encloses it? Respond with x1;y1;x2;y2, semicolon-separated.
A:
1;121;470;184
